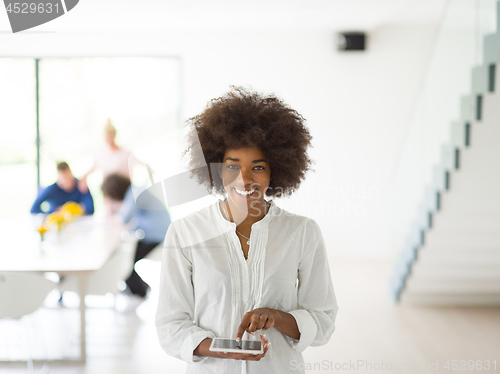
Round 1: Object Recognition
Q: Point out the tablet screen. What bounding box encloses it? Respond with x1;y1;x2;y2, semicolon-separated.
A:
212;339;262;351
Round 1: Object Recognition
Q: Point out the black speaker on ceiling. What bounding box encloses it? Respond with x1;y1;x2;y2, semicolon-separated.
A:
337;32;366;51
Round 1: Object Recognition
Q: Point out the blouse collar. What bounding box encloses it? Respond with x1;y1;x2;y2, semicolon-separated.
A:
214;199;276;230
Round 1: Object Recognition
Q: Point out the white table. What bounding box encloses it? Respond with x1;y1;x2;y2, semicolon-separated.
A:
0;214;125;363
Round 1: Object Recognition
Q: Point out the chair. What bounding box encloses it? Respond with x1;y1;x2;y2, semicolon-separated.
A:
0;272;56;373
0;272;56;320
59;237;137;300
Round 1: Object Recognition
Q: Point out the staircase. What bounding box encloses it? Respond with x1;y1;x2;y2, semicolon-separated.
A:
391;1;500;306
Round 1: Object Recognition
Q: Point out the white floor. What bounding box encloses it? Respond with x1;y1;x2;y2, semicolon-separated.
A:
1;258;499;373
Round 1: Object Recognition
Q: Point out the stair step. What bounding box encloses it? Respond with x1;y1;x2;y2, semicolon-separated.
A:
424;231;500;249
440;192;500;212
471;65;490;94
420;241;500;251
497;1;500;35
484;33;500;65
404;278;500;293
439;144;457;171
409;264;500;278
431;166;447;192
430;211;500;231
450;121;467;147
460;94;482;121
417;248;500;263
399;292;500;306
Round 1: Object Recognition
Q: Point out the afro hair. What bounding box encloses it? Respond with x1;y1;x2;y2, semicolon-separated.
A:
184;86;313;198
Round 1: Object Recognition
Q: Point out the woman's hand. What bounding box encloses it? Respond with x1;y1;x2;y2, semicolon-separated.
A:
237;307;301;341
236;308;277;342
218;334;270;361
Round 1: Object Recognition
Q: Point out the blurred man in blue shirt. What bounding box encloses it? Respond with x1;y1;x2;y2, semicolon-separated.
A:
102;173;170;308
31;162;94;214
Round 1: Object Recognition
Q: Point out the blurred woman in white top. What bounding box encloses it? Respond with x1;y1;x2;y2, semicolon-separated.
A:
78;119;132;194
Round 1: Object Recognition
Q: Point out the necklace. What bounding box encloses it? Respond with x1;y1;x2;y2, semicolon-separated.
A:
220;200;270;246
235;229;251;245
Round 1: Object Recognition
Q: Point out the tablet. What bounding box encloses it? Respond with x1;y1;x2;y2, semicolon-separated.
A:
209;338;263;355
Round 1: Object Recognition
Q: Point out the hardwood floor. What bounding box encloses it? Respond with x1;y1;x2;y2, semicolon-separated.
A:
1;258;499;373
305;258;500;373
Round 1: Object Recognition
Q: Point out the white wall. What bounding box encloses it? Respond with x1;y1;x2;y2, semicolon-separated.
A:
1;2;461;258
176;25;439;258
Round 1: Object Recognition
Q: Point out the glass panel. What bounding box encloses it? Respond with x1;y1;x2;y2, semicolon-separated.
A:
38;57;181;214
392;0;499;250
390;0;498;295
0;58;37;219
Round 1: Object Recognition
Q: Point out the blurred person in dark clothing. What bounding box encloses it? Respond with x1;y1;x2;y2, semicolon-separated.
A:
102;173;170;309
31;162;94;214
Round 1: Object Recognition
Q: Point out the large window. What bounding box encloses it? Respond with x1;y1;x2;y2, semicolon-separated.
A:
0;59;37;218
0;57;181;218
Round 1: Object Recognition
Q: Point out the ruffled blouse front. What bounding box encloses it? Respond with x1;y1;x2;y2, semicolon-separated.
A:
156;200;338;374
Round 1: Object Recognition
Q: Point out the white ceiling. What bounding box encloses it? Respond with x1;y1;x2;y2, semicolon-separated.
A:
55;0;448;32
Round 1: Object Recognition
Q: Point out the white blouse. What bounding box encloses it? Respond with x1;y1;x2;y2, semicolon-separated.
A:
155;200;338;374
95;146;131;179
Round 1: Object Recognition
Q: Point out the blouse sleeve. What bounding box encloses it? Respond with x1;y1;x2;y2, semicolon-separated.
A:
155;222;216;363
286;219;339;353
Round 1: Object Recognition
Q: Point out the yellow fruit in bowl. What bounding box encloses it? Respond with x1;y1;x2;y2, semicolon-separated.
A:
61;202;84;216
61;202;84;223
47;211;64;223
47;211;65;231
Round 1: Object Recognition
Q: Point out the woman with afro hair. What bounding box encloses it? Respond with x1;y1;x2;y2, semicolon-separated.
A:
156;87;338;374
